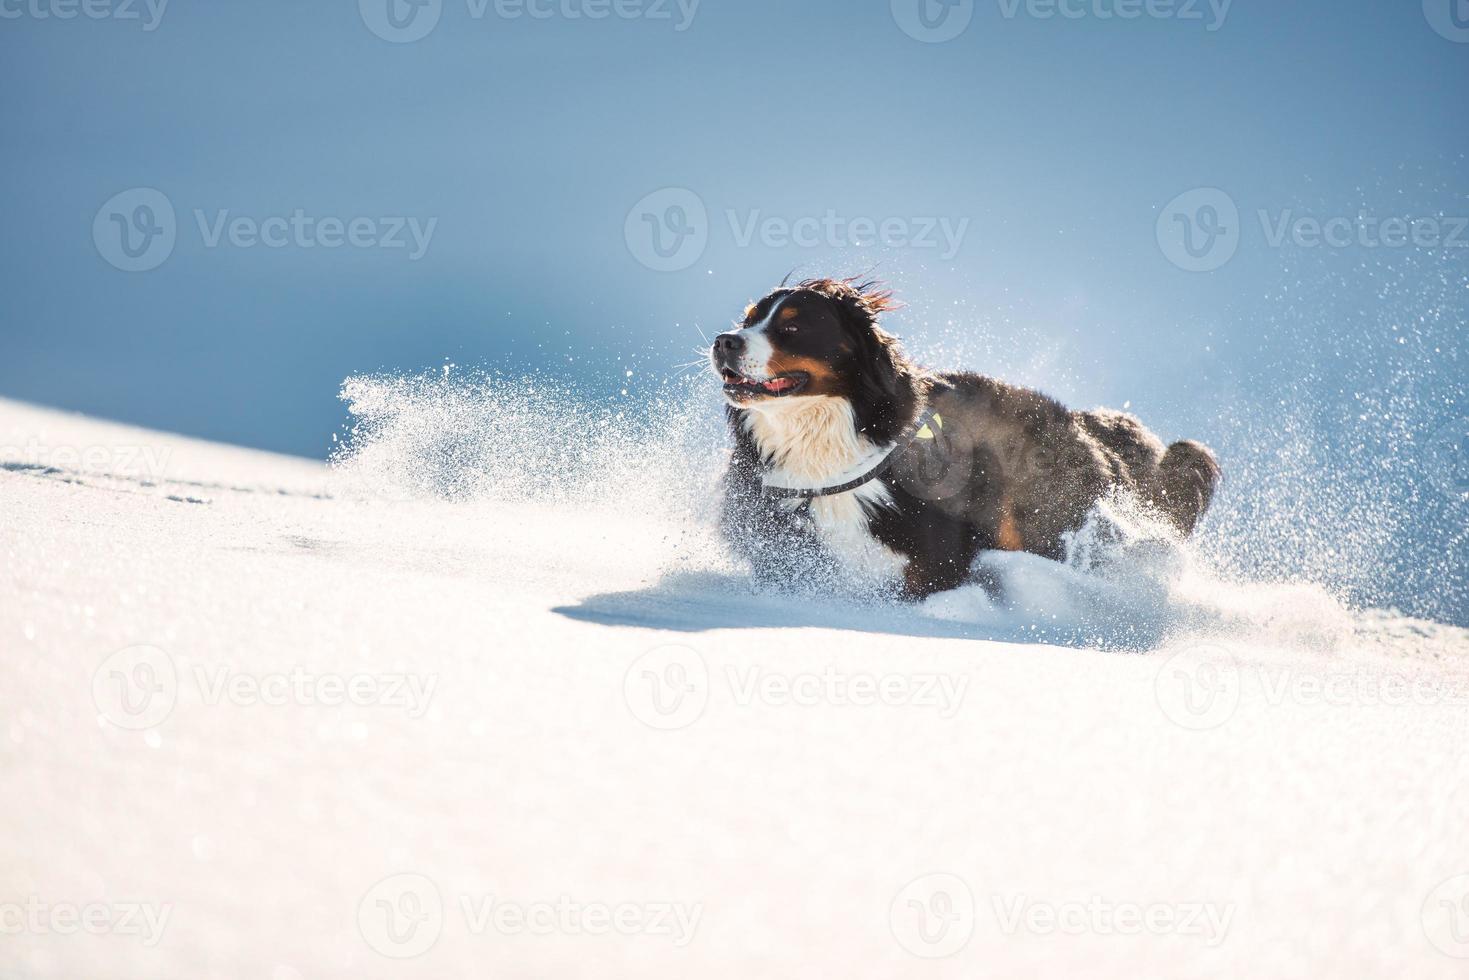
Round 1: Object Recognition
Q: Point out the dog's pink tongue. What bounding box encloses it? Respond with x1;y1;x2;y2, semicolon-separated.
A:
764;377;795;393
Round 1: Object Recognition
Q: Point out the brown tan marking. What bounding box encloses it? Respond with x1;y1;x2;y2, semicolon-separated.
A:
766;354;841;396
996;497;1024;551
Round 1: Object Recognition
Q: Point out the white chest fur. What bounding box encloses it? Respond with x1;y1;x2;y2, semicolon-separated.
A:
743;397;908;584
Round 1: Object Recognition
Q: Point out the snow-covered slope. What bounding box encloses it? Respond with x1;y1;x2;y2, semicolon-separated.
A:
3;394;1468;980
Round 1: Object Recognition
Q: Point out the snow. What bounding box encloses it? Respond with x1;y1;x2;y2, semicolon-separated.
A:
3;393;1468;980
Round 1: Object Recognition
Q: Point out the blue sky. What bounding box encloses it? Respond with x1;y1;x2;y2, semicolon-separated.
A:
0;0;1462;455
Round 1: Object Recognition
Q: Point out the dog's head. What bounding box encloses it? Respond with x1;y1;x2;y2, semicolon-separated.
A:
710;278;911;414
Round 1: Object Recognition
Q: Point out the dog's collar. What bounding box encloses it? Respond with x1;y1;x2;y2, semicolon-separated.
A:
759;404;942;500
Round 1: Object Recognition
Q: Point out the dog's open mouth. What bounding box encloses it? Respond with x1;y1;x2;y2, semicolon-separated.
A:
721;370;810;398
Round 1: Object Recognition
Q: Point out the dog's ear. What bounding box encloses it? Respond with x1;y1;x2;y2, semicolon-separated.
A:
845;307;906;406
798;276;910;407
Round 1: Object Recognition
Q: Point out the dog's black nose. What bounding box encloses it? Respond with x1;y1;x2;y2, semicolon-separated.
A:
713;332;745;355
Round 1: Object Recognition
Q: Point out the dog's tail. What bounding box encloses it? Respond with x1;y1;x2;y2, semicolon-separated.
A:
1151;440;1220;536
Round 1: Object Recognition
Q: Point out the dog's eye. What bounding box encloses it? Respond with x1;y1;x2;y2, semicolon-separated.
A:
779;321;799;334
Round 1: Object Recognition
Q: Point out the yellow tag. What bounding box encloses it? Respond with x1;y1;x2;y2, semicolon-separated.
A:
915;413;942;440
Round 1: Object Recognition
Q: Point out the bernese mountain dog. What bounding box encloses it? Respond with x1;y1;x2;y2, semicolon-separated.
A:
712;277;1221;599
